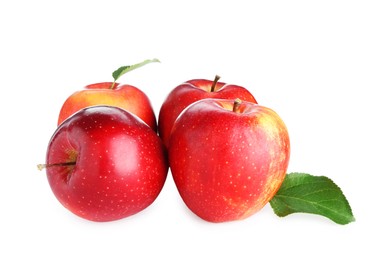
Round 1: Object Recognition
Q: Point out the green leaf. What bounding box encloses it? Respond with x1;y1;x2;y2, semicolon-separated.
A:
269;172;355;225
111;58;160;86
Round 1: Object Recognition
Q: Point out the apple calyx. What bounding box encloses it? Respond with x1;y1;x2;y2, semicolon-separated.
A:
37;161;76;171
110;58;160;89
233;98;242;113
210;75;221;92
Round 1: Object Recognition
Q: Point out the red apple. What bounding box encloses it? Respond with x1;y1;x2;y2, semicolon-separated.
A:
58;82;157;130
158;76;257;148
39;105;168;222
57;59;159;130
168;98;290;223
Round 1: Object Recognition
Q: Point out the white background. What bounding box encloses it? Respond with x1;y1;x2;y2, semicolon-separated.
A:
1;0;391;259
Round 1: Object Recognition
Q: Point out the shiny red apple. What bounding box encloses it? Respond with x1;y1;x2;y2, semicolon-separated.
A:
58;82;157;130
158;76;257;148
40;105;168;222
168;98;290;223
57;59;159;130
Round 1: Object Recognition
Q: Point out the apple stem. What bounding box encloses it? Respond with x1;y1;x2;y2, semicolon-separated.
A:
210;75;221;92
37;161;76;171
233;98;242;113
110;81;117;90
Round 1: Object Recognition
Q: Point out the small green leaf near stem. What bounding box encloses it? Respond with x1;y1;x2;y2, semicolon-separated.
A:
110;58;160;89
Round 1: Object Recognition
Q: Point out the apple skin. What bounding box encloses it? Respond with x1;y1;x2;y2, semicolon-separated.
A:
158;78;257;148
45;105;168;222
168;98;290;223
57;82;157;131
